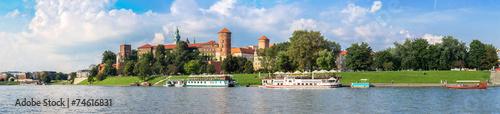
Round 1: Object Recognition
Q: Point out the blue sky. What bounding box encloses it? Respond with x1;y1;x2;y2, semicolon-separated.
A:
0;0;499;72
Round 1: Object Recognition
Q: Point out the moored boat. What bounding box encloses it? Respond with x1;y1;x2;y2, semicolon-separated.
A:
184;75;240;87
445;80;487;89
351;79;370;88
264;74;340;88
164;79;185;87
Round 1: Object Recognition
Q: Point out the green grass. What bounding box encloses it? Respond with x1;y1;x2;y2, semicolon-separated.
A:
335;71;490;83
0;81;20;85
232;74;261;85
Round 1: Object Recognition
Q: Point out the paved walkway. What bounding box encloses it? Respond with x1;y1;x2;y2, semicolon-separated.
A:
491;71;500;84
153;76;172;86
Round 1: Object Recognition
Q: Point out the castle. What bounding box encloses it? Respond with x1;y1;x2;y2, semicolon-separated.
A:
107;27;273;73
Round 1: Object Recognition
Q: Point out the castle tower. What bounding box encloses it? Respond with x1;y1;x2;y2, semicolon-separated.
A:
173;26;181;44
119;44;131;59
217;28;231;61
258;35;269;49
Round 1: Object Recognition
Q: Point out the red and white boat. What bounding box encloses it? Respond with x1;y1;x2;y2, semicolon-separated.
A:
445;80;487;89
264;75;340;88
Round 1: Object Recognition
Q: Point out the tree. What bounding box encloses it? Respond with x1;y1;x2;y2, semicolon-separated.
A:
184;60;201;74
287;30;329;71
101;50;116;64
244;61;254;74
55;75;61;81
123;61;135;76
88;64;98;85
153;44;167;75
468;40;486;69
137;60;152;81
234;57;247;73
199;64;207;74
345;42;373;71
480;44;499;70
275;51;294;72
316;49;336;70
454;60;466;68
428;44;442;70
171;41;199;73
42;73;51;83
69;72;76;84
206;64;216;74
438;36;467;69
221;54;236;74
96;73;106;81
101;59;117;80
373;50;393;70
166;65;179;75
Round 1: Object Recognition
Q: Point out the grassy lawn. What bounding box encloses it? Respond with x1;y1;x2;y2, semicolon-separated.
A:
0;81;20;85
335;71;490;83
232;74;261;85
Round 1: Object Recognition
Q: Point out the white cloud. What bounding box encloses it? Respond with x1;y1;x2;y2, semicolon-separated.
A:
151;33;165;45
340;3;369;24
4;9;20;18
289;18;317;31
422;33;443;44
370;1;382;13
199;0;236;17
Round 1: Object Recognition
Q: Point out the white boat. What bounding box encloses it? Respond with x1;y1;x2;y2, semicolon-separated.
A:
184;75;237;87
264;75;340;88
164;79;185;87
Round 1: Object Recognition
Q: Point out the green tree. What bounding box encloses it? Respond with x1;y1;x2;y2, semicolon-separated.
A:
234;57;247;73
480;44;499;70
172;41;199;73
184;60;201;74
275;51;294;72
428;44;442;70
123;61;135;76
438;36;467;69
244;61;254;74
55;75;61;81
199;64;207;74
221;54;238;74
345;42;373;71
102;50;116;64
166;65;179;75
69;72;76;84
153;44;167;75
124;49;138;63
206;64;216;74
373;49;393;70
467;40;485;69
88;65;98;85
316;49;336;70
287;30;329;71
137;52;153;81
42;73;51;83
101;59;117;79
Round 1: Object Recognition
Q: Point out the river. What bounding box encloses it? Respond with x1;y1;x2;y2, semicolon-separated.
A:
0;86;499;113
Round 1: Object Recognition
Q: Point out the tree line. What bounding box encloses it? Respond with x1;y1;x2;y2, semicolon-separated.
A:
347;36;499;71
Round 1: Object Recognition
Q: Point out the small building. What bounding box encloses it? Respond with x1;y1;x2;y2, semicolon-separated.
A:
76;70;90;78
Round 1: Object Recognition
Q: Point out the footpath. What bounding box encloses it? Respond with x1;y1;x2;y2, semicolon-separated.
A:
153;76;172;86
490;71;500;85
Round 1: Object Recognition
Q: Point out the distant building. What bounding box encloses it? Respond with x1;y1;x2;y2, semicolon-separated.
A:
216;28;232;61
231;47;255;61
76;70;90;78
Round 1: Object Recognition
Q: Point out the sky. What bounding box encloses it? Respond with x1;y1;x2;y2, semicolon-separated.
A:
1;0;499;73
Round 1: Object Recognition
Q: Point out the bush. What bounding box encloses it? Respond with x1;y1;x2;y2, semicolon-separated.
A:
0;78;4;81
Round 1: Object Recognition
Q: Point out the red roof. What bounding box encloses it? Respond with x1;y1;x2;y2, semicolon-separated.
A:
340;51;347;55
138;44;153;48
219;28;231;33
258;35;269;40
231;47;255;54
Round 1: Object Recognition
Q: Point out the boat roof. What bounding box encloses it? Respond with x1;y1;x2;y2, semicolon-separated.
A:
456;80;480;83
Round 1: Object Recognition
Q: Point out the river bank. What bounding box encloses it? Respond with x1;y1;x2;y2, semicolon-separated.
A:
67;71;491;86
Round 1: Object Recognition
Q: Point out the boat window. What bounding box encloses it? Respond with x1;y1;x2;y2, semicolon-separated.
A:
306;83;308;85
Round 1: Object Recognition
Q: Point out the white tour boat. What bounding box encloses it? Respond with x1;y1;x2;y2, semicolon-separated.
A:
264;75;340;88
184;75;237;87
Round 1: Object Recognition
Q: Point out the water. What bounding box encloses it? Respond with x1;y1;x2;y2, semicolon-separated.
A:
1;86;499;113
